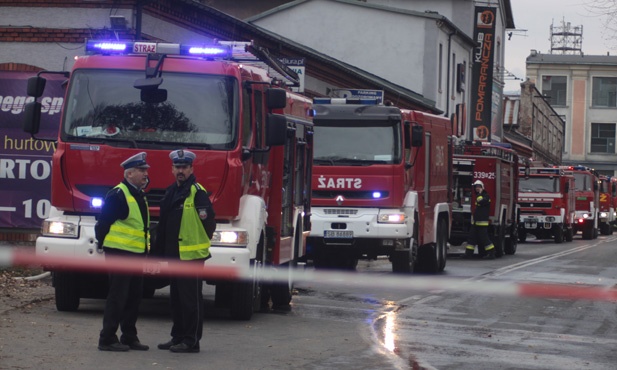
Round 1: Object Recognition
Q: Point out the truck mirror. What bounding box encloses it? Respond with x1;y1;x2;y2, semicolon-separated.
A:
594;181;599;191
266;88;287;109
141;88;167;104
23;101;42;135
404;121;412;149
134;77;163;89
564;182;569;193
27;76;47;98
411;125;423;147
265;113;287;146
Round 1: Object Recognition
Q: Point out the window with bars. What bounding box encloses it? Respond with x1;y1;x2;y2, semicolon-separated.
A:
590;123;616;153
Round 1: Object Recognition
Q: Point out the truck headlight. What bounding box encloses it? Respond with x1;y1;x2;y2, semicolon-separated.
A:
211;231;248;246
545;216;555;222
378;213;406;224
600;212;608;218
42;220;79;238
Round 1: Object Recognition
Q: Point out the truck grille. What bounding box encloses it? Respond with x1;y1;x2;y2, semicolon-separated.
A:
324;209;358;215
518;202;552;208
312;190;389;199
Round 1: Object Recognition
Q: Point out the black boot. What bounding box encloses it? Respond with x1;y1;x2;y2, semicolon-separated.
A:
463;249;475;259
483;248;495;260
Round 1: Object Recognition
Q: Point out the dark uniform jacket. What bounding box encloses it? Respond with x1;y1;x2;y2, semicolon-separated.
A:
473;189;491;223
95;179;149;255
152;174;216;259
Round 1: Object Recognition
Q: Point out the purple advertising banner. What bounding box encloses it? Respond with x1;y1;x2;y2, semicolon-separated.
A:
0;71;64;229
469;6;497;142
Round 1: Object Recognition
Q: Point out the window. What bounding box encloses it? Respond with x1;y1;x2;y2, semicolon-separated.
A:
590;123;616;153
592;77;617;107
541;75;567;106
438;43;443;92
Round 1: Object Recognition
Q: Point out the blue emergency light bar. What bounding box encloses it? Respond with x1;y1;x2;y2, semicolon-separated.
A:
85;40;232;58
313;97;380;105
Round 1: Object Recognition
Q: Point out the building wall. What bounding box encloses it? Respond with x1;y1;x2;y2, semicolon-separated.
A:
248;0;472;118
527;57;617;174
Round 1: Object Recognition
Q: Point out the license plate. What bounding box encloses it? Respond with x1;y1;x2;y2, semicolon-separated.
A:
324;230;353;238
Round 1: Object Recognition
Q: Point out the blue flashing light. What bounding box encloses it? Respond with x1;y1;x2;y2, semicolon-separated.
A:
88;41;128;54
183;45;231;57
91;197;104;209
372;191;382;199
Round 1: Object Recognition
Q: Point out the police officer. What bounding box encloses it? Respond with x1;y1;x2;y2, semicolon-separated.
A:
96;152;150;351
464;180;496;259
154;149;216;353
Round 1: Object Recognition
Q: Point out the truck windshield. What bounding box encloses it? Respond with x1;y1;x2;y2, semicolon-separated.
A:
312;121;401;165
573;173;592;191
519;177;559;192
62;70;238;149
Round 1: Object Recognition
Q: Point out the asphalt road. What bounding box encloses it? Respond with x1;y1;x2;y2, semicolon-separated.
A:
2;234;617;369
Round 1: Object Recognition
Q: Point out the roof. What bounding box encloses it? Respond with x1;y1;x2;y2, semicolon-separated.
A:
172;0;439;112
247;0;476;47
527;52;617;66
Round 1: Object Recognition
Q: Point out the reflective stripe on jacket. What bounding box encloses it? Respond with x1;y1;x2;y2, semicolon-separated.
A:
178;183;211;261
104;183;149;253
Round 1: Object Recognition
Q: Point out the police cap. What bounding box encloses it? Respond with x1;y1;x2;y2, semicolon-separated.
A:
121;152;150;169
169;149;196;166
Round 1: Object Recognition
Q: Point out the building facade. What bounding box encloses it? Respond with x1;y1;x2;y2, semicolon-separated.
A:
526;52;617;175
248;0;514;141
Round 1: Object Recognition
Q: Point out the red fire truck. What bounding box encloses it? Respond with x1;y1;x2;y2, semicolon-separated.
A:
450;142;519;256
23;40;314;320
561;166;600;240
517;167;575;243
598;175;615;235
306;98;452;273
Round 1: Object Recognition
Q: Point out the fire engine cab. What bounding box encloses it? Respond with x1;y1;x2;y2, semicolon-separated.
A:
597;174;615;235
560;166;600;240
307;98;452;273
518;167;575;243
23;40;314;320
450;142;519;256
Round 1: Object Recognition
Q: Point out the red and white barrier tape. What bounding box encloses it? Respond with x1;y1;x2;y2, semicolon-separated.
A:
2;248;617;302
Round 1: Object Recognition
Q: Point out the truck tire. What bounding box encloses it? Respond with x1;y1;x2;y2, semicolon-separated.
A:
582;223;593;240
54;272;80;312
492;222;505;258
554;224;564;244
504;225;518;255
391;238;417;274
417;217;447;273
518;229;527;243
600;222;611;235
564;226;574;242
230;281;254;320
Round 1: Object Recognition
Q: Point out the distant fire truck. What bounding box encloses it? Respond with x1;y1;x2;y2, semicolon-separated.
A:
23;40;314;320
518;167;575;243
450;142;519;256
307;98;452;273
597;175;615;235
560;166;600;240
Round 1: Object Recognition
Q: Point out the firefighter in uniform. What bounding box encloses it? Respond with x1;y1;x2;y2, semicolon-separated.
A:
96;152;151;351
465;180;496;260
154;149;216;353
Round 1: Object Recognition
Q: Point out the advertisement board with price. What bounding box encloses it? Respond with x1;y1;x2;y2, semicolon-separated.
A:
0;71;64;228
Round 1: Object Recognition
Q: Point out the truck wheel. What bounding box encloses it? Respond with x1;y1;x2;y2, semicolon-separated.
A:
417;217;447;273
493;223;505;258
230;281;254;320
53;272;80;312
564;226;574;242
554;225;564;244
504;225;518;255
391;238;417;274
600;223;611;235
518;229;527;243
582;223;593;240
437;218;447;272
